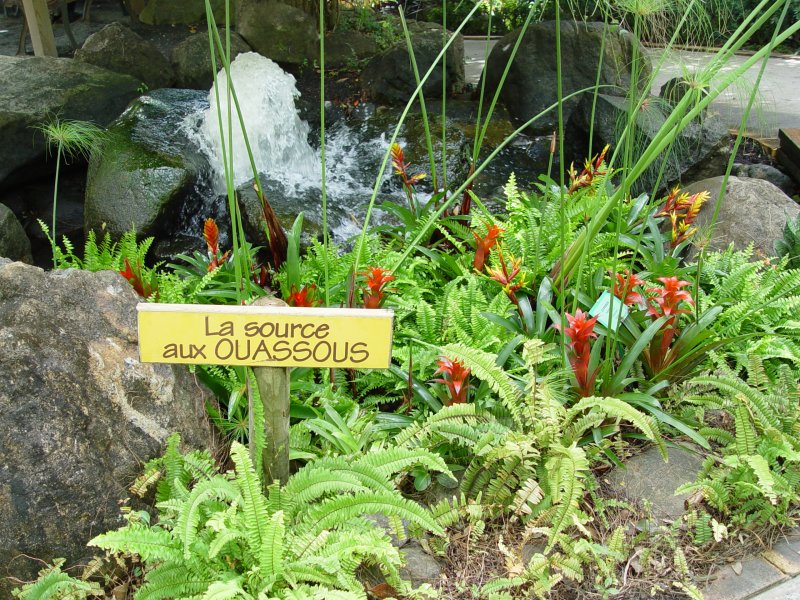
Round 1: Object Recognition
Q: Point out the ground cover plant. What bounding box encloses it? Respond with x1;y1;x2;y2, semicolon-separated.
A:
12;0;800;597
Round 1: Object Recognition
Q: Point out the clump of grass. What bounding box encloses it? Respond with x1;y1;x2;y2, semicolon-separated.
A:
37;118;105;267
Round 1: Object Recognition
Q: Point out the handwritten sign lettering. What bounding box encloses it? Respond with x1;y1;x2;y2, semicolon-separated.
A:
137;304;394;368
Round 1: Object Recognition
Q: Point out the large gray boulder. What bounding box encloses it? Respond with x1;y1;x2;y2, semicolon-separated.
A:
572;93;730;193
361;21;464;105
74;22;174;90
0;56;140;190
171;30;252;90
0;204;32;263
0;260;213;597
84;89;207;240
482;21;649;136
237;1;318;65
683;176;800;258
324;30;378;69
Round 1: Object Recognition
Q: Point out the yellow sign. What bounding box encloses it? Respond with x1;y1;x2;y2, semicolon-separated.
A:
137;304;394;368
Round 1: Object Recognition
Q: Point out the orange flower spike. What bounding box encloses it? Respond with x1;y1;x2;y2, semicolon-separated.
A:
203;218;219;257
119;257;148;297
390;143;406;176
473;224;504;271
594;144;610;171
487;251;525;305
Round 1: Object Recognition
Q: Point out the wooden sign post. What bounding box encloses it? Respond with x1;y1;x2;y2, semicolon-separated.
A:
137;301;394;484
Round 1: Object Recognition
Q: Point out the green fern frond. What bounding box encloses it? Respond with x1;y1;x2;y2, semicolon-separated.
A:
89;524;182;562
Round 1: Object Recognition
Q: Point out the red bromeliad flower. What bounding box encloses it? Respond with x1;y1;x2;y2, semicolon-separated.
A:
613;270;645;306
390;143;426;189
361;266;395;309
287;284;321;307
203;218;230;271
120;257;154;298
657;188;709;247
473;224;504;271
554;309;599;397
433;355;471;405
647;276;694;320
568;145;610;193
646;277;694;367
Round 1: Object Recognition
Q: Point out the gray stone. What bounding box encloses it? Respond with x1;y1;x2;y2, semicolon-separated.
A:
702;557;786;600
138;0;228;25
74;22;174;90
0;56;140;190
751;576;800;600
324;30;378;69
361;21;464;105
605;444;704;521
237;1;318;65
572;93;731;194
0;261;213;597
84;88;208;240
171;30;252;90
683;176;800;258
399;541;442;587
732;163;796;196
761;531;800;576
482;21;649;136
0;204;32;263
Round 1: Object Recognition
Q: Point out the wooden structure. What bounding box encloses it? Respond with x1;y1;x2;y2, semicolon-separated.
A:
20;0;57;56
16;0;93;56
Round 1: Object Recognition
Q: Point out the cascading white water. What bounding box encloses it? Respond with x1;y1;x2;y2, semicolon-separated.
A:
185;52;402;241
192;52;320;190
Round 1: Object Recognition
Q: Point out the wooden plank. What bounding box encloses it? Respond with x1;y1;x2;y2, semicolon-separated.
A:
21;0;57;57
249;297;291;485
779;128;800;166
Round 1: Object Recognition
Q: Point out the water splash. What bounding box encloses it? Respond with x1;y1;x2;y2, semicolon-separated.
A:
191;52;320;191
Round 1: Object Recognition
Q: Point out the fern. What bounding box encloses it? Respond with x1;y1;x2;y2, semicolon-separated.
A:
12;560;102;600
88;438;445;598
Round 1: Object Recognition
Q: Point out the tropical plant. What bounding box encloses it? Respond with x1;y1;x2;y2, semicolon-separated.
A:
11;559;102;600
91;434;449;599
677;357;800;526
775;212;800;270
36;118;104;267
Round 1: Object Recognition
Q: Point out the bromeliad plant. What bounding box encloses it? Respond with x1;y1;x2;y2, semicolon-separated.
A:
361;266;395;309
433;355;471;405
555;309;600;397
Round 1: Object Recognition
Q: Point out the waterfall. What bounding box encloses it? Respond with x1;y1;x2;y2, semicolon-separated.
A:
192;52;320;191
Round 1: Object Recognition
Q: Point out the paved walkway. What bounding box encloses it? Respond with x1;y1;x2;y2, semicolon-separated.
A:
464;39;800;139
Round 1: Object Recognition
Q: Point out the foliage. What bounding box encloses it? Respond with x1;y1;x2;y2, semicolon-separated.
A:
11;559;102;600
91;435;447;599
775;212;800;270
677;357;800;526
